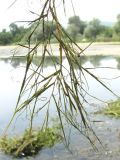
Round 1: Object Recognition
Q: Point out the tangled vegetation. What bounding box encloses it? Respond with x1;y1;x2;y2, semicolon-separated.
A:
0;127;62;157
3;0;118;155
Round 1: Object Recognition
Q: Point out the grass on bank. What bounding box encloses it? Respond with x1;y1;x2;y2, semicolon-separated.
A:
0;127;62;158
96;99;120;118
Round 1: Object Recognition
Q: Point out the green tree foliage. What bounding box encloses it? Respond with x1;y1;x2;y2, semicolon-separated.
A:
84;18;104;40
0;29;12;45
9;23;19;37
31;21;57;42
96;26;113;42
67;24;81;41
0;23;28;45
1;14;120;45
114;14;120;34
9;23;28;43
113;14;120;41
67;16;86;41
68;16;86;34
102;26;113;38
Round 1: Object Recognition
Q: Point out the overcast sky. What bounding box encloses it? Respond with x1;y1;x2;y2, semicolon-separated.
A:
0;0;120;31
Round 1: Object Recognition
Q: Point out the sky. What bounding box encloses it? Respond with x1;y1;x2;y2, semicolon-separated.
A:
0;0;120;31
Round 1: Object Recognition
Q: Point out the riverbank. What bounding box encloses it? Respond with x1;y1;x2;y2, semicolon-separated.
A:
0;42;120;58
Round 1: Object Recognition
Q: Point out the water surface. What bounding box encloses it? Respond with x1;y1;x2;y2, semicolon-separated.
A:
1;55;120;160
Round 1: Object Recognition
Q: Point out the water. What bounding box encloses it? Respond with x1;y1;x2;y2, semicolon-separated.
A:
1;55;120;159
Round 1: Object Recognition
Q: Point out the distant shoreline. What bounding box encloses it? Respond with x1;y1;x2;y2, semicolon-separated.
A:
0;42;120;58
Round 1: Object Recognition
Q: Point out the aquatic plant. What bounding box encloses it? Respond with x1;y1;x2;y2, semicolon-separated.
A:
0;127;62;157
99;99;120;118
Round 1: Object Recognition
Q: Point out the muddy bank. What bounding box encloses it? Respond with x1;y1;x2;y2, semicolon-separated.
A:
0;42;120;58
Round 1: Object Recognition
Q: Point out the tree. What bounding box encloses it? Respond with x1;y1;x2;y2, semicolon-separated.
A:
31;21;57;42
67;23;81;41
0;29;12;45
113;14;120;40
102;26;113;38
84;18;103;40
67;16;86;41
9;23;28;43
9;23;19;37
114;14;120;33
68;16;86;34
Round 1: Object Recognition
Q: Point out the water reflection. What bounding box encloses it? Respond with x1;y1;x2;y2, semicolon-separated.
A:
32;56;62;67
115;56;120;69
88;55;111;67
1;55;120;69
0;56;65;68
0;57;26;68
71;55;120;69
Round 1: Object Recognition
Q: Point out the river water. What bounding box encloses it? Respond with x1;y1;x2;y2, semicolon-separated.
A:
1;55;120;159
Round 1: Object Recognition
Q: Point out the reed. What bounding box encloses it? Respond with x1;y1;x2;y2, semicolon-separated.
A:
5;0;118;151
